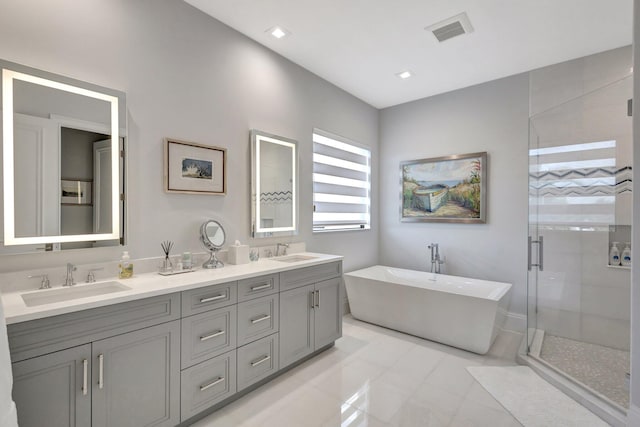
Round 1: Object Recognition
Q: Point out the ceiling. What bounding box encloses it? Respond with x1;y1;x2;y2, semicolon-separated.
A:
184;0;633;109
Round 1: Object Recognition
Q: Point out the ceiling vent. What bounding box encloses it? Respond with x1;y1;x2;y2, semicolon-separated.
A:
425;12;474;42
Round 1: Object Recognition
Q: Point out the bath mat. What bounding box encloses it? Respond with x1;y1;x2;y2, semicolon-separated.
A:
466;366;609;427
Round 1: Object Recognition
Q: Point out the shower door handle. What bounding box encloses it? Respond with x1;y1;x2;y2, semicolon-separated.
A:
528;235;544;271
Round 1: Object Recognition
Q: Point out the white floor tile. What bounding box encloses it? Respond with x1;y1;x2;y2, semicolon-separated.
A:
346;377;412;422
321;404;390;427
189;317;585;427
313;358;386;401
388;398;452;427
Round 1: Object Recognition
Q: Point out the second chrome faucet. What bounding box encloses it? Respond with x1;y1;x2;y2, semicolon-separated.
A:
64;263;77;286
428;243;444;274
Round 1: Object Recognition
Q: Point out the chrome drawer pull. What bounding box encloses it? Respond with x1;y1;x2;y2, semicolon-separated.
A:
200;294;226;303
250;354;271;367
250;283;271;292
250;314;271;324
200;330;225;341
98;354;104;389
200;376;225;391
82;359;88;396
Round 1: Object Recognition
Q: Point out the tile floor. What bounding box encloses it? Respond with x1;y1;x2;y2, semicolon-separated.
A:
191;315;525;426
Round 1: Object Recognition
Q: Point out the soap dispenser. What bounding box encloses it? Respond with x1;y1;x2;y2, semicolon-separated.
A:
609;242;621;266
621;243;632;267
119;251;134;279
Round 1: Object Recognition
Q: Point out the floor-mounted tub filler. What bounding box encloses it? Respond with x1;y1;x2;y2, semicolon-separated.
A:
344;265;512;354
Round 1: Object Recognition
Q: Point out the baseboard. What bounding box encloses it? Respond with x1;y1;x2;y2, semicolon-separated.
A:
503;311;526;333
628;404;640;426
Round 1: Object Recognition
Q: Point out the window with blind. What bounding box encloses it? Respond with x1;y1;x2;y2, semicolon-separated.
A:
312;129;371;232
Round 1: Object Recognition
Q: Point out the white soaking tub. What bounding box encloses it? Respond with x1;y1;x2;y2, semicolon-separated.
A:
344;266;512;354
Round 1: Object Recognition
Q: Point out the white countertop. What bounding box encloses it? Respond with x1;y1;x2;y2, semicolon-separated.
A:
1;252;342;325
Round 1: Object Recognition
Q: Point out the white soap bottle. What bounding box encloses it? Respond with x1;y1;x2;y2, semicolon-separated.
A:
609;242;621;266
621;243;632;267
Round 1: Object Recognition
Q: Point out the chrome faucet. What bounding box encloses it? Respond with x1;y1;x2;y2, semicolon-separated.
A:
64;263;77;286
86;267;104;283
276;243;289;257
428;243;444;274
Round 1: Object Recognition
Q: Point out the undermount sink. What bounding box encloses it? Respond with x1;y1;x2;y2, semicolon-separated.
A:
273;255;319;263
22;281;131;307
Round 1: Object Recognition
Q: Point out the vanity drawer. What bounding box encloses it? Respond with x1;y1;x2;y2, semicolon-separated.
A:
182;281;237;316
181;350;237;422
181;306;237;369
237;294;279;347
280;261;342;291
237;274;279;302
237;333;279;391
8;293;180;362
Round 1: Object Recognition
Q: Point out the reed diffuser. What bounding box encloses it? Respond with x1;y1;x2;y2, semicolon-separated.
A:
161;240;174;272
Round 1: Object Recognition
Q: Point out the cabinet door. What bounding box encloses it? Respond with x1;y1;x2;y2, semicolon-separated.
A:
12;344;91;427
92;321;180;427
279;284;315;368
314;278;343;349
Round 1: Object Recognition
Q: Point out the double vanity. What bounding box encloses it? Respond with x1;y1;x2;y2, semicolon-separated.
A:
2;253;343;427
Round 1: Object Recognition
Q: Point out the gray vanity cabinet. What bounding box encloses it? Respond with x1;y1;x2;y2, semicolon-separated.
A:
313;277;342;349
8;293;181;427
279;262;343;369
91;320;180;427
279;284;315;368
12;344;91;427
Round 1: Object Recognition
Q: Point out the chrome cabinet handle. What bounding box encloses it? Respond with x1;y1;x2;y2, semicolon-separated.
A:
200;330;225;341
250;314;271;324
82;359;88;396
250;354;271;367
250;283;271;292
309;291;314;308
315;290;320;308
98;354;104;389
200;294;226;303
200;376;225;391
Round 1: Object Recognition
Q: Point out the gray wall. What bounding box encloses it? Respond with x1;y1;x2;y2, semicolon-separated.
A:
0;0;379;274
379;74;530;316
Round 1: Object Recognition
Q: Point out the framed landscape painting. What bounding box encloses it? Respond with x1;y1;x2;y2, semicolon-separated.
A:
400;152;487;223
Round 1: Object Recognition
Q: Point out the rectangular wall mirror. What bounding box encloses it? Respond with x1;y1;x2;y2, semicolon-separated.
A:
251;129;297;238
0;59;126;254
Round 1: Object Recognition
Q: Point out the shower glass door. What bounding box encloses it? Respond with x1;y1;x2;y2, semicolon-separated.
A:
527;75;632;409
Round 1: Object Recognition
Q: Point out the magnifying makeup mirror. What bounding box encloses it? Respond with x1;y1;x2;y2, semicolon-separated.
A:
200;220;226;268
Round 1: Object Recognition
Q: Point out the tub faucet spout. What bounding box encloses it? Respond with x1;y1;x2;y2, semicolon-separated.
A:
428;243;443;274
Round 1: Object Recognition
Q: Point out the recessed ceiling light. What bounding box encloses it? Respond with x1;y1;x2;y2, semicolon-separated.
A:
267;26;290;39
396;71;413;79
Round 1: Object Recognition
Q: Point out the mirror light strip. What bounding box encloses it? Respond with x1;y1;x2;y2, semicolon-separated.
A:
254;133;297;234
313;153;369;173
3;68;121;245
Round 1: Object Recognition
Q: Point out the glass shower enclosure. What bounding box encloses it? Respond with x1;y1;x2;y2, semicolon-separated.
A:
527;74;632;411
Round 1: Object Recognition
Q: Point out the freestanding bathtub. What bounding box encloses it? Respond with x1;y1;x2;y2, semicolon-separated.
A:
344;266;512;354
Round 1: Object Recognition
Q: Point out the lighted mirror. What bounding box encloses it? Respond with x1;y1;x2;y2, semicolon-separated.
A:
251;130;297;238
200;219;225;269
0;60;126;253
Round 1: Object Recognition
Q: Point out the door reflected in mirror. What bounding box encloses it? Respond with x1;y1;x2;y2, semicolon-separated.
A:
0;60;126;254
251;130;297;238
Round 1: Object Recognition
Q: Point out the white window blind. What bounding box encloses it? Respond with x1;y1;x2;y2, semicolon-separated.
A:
313;129;371;232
